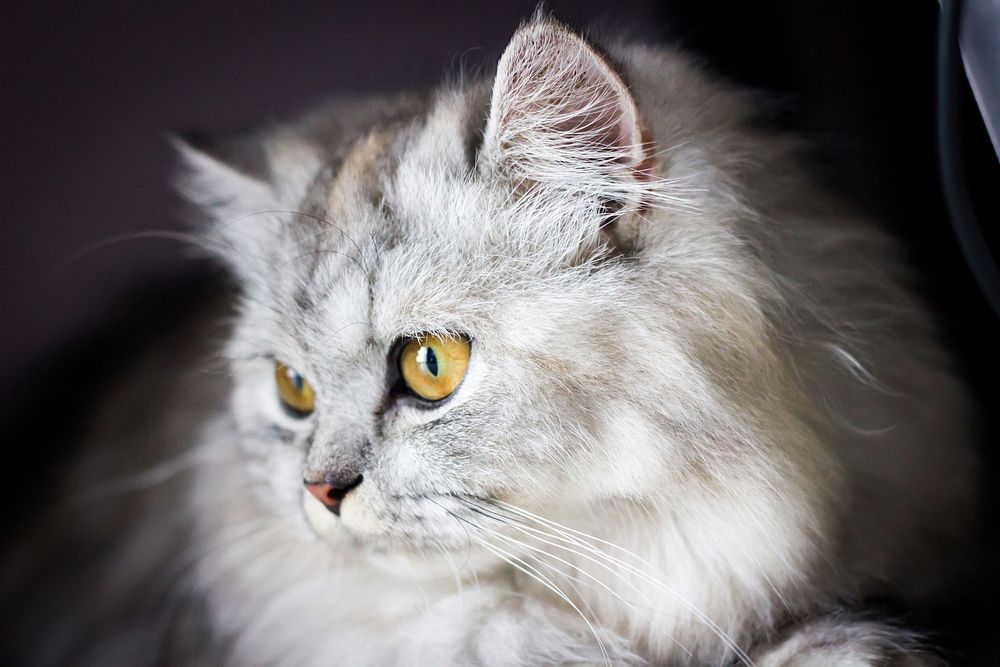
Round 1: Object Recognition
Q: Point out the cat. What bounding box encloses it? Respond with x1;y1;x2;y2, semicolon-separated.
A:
0;14;981;667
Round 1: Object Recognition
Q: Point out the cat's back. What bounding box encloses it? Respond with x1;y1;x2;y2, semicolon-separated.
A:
619;39;981;598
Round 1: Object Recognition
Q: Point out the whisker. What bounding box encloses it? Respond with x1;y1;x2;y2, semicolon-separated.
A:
440;502;614;665
465;503;695;658
66;449;232;507
55;229;216;275
480;499;755;666
430;537;465;600
427;497;476;575
470;535;612;667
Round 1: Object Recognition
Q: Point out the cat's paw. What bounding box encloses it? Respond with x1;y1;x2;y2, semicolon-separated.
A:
752;616;945;667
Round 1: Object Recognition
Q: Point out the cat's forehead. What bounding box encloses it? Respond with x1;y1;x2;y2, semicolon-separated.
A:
307;90;488;244
290;92;512;341
288;85;610;347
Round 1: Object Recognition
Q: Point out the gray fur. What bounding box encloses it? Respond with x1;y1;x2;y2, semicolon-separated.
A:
1;16;978;667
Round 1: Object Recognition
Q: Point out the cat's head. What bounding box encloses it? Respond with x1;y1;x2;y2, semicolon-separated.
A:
178;18;826;565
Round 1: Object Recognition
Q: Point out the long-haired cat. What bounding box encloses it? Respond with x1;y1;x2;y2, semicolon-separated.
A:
0;14;980;667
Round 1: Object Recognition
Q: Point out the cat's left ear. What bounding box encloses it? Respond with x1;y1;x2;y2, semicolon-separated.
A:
480;18;655;218
172;131;320;279
172;131;276;223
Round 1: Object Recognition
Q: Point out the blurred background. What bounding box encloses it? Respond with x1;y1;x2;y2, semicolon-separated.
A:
2;0;998;660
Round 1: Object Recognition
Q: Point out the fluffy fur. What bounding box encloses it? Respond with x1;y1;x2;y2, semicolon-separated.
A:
1;15;978;667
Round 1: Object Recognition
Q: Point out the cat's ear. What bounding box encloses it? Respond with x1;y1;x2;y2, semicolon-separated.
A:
172;131;276;221
480;18;654;213
172;131;319;279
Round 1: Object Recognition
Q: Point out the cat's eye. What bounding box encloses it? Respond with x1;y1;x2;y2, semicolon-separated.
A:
274;362;315;417
398;335;471;402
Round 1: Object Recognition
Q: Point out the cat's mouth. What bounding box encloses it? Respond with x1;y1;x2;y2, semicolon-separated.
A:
301;485;502;553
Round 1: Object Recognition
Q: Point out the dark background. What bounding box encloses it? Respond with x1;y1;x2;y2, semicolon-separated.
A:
2;0;998;662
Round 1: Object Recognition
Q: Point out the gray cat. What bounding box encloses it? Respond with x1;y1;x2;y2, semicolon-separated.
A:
0;15;979;667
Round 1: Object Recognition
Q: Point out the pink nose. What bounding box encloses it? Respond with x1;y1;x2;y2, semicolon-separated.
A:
304;476;362;515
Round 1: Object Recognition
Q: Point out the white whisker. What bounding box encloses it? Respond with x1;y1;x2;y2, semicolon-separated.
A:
470;535;612;667
479;514;698;660
484;500;755;666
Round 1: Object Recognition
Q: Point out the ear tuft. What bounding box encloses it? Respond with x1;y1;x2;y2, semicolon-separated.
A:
480;18;651;201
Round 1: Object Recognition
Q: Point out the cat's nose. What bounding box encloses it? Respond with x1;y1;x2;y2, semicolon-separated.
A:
304;475;363;515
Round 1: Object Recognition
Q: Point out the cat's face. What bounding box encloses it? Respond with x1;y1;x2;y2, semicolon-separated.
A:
226;168;641;552
182;20;792;560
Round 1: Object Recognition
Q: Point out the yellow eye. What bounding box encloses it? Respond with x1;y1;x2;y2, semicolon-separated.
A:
274;362;315;416
399;335;471;402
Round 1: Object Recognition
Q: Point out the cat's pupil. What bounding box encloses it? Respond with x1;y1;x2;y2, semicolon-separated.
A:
424;347;439;377
289;370;303;390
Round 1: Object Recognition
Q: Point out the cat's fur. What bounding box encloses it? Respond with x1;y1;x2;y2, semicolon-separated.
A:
0;15;980;667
